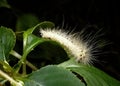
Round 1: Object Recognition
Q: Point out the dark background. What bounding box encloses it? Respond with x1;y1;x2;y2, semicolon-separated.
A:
0;0;120;80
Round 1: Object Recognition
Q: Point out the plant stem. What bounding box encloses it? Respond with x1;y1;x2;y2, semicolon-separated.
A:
13;52;27;74
0;61;13;72
0;70;23;86
10;50;38;71
22;61;26;75
0;80;7;85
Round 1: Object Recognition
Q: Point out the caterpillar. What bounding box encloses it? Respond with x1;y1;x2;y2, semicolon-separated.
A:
39;27;104;65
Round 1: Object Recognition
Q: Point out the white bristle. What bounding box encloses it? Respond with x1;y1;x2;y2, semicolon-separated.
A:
40;28;100;65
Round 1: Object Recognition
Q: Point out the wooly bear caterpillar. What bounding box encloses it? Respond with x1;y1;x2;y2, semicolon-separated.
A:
40;27;105;65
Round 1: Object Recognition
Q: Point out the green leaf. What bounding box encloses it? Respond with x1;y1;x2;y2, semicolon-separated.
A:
0;26;15;72
16;14;40;31
16;13;55;31
23;21;55;58
23;34;46;56
59;59;120;86
14;21;55;72
0;0;10;8
22;65;85;86
0;26;16;61
23;21;55;35
37;21;55;29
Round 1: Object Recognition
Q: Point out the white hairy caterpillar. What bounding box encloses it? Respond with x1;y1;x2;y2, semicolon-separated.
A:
39;27;104;65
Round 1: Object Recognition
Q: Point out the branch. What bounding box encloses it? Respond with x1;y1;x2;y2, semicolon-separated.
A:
10;50;38;71
0;70;23;86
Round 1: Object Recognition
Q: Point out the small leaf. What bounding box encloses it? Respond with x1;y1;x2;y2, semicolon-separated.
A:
24;21;55;36
0;0;10;8
23;21;55;59
23;34;46;56
59;59;120;86
0;26;16;61
22;65;85;86
38;21;55;29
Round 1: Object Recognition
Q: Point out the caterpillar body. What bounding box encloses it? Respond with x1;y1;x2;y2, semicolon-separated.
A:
40;28;103;65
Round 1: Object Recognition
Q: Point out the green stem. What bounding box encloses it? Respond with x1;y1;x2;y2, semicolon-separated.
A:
0;70;23;86
13;53;27;74
0;61;13;72
22;61;26;75
10;50;38;71
0;80;7;85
